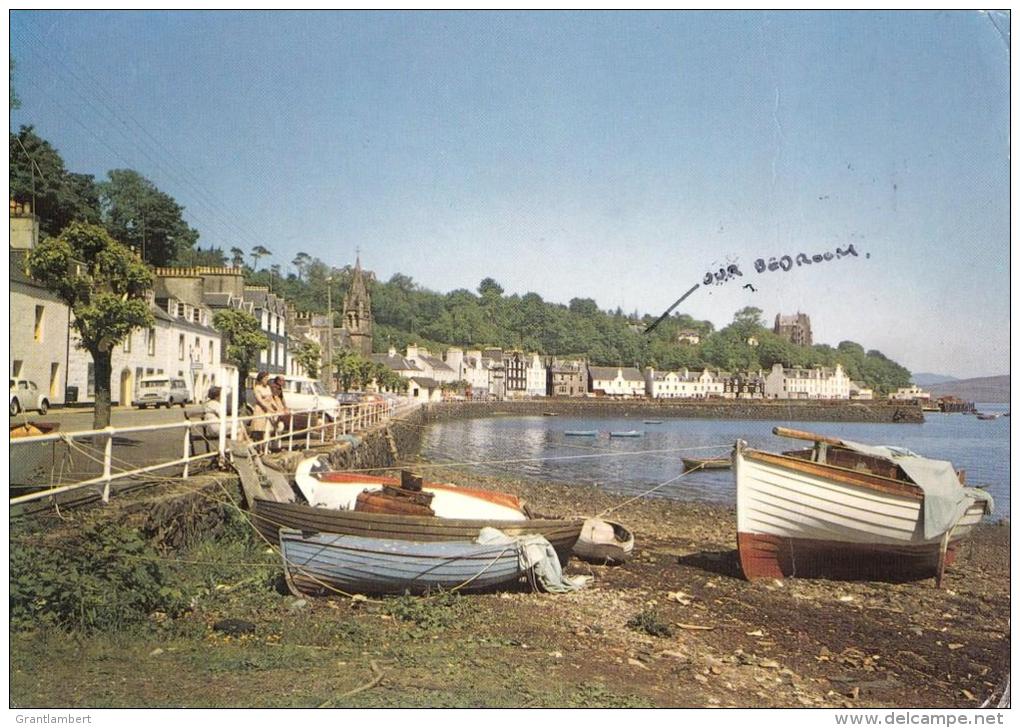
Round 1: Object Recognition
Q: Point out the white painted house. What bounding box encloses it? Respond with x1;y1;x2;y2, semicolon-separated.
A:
405;344;457;384
763;363;851;400
525;352;547;397
589;366;645;398
889;385;931;402
10;249;71;406
645;368;724;398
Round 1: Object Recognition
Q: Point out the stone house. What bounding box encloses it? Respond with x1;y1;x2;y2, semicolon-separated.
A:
546;357;588;397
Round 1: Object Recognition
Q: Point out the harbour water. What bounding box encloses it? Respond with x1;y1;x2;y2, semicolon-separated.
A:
423;404;1010;519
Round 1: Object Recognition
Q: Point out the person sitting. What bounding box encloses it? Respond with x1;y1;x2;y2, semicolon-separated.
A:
270;376;293;439
201;386;249;443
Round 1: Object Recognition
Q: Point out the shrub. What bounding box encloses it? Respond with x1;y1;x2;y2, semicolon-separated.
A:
10;522;188;633
625;609;674;638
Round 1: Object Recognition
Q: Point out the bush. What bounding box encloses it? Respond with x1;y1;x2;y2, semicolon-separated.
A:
10;522;188;633
626;609;673;638
384;591;463;631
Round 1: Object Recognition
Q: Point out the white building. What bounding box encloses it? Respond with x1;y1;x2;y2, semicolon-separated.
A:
525;353;547;397
445;348;492;399
407;376;442;404
645;368;724;399
10;248;71;406
589;366;645;398
676;330;701;345
889;385;931;402
850;382;875;400
405;344;457;384
371;347;423;380
66;294;222;406
763;363;851;400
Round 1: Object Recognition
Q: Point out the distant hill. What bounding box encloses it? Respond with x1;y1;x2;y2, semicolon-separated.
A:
927;375;1010;403
912;372;959;386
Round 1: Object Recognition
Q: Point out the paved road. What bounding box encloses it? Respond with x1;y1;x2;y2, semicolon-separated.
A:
10;404;211;501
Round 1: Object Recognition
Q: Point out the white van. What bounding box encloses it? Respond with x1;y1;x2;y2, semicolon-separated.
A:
278;376;340;420
134;377;191;408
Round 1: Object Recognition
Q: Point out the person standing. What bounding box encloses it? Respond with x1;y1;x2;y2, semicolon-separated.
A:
251;371;275;453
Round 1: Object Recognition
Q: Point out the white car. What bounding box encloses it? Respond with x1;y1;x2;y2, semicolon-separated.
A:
134;376;191;409
278;376;340;420
9;378;49;416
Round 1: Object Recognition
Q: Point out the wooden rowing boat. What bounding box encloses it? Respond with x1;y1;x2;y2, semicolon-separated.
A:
573;518;634;564
564;430;598;437
279;528;529;595
295;458;527;521
735;427;992;585
682;456;731;471
251;498;583;566
609;430;643;438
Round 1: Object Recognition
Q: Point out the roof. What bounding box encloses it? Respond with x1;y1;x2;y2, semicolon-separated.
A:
408;376;440;388
420;354;454;373
589;366;644;382
371;353;421;371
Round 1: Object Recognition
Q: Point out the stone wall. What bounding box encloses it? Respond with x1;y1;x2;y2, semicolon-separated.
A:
422;399;923;424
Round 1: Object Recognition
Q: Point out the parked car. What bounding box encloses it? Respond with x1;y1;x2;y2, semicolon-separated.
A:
279;376;340;420
9;378;49;416
134;376;191;409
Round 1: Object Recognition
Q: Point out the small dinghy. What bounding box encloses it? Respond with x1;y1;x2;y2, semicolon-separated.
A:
682;457;731;471
609;430;643;438
573;518;634;564
564;430;598;437
643;420;663;425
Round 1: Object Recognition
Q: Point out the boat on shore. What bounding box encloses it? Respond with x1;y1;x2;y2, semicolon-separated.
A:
573;518;634;563
251;498;583;566
295;458;527;521
564;430;598;437
682;456;731;471
609;430;643;438
734;427;993;585
279;528;531;595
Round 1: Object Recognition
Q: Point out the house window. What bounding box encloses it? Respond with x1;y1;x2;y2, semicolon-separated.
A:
208;340;214;363
177;302;185;317
147;328;156;356
12;360;23;377
87;363;95;397
179;334;185;360
33;305;44;341
49;363;60;398
123;333;131;353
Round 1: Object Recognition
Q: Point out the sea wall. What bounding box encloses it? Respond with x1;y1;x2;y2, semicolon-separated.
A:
321;406;428;471
422;399;923;424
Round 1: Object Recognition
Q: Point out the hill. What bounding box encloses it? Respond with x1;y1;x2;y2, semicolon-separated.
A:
912;372;959;386
927;375;1010;403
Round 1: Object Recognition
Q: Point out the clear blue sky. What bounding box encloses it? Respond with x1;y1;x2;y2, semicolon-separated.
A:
10;11;1010;378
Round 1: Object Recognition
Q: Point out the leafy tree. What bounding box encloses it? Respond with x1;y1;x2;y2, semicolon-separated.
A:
10;126;101;236
98;169;199;267
292;340;322;379
229;247;246;268
291;252;311;281
10;56;19;110
26;222;154;429
250;245;271;270
478;277;504;298
213;309;269;388
174;245;226;267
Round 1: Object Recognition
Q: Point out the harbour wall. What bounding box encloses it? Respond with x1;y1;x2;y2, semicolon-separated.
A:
422;399;924;424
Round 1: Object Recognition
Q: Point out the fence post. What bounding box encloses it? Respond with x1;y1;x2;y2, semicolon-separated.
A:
320;411;326;443
288;412;294;451
182;425;191;479
218;371;228;461
101;427;114;503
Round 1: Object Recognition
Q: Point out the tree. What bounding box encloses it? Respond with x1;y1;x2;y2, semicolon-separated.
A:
229;247;246;268
478;277;504;298
292;340;322;379
10;126;101;236
10;56;20;110
26;222;154;429
99;169;199;267
732;306;764;330
175;245;226;267
291;252;311;281
213;309;269;389
250;245;271;270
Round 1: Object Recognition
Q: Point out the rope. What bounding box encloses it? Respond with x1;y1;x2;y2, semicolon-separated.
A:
596;461;708;518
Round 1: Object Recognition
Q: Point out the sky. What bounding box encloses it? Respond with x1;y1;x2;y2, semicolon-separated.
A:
9;10;1011;378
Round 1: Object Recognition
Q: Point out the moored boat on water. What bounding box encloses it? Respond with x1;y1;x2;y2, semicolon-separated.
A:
976;413;1000;420
734;427;993;585
609;430;643;438
682;456;731;471
295;457;527;521
251;498;583;566
564;430;598;437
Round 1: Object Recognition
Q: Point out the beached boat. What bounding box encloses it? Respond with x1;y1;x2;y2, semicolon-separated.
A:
573;518;634;564
542;412;559;417
279;528;531;595
609;430;643;438
564;430;598;437
251;497;583;566
295;457;527;521
734;427;993;585
682;456;731;471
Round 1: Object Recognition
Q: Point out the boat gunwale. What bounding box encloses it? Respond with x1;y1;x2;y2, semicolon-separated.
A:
741;448;924;501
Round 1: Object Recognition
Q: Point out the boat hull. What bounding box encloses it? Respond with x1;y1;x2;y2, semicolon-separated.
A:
734;444;986;581
682;457;731;471
295;461;527;521
573;518;634;564
252;498;582;566
279;528;527;595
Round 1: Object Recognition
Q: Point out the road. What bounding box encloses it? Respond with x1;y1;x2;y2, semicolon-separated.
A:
9;404;210;501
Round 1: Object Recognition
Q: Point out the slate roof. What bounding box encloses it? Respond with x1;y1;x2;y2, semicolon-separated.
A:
371;353;421;371
589;366;644;382
408;376;440;388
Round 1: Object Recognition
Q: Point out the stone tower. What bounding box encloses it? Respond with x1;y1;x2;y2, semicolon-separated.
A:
342;255;373;356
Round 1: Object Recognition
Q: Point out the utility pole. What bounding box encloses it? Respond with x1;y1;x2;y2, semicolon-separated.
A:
325;275;333;392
